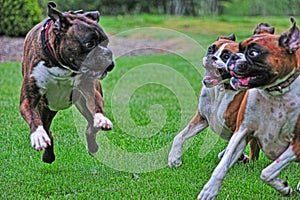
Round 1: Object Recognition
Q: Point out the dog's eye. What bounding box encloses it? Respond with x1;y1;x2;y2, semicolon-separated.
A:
85;41;96;49
221;51;231;62
248;49;260;57
222;54;230;61
207;45;216;55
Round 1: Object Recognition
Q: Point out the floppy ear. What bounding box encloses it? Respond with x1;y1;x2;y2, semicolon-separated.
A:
279;17;300;53
218;33;236;41
48;2;72;34
253;22;275;35
84;11;100;23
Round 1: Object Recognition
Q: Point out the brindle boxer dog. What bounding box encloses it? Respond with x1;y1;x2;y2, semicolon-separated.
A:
20;2;114;164
198;17;300;199
168;31;266;168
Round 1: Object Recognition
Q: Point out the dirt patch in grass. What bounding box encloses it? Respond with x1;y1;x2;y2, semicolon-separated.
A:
0;36;24;62
0;35;194;62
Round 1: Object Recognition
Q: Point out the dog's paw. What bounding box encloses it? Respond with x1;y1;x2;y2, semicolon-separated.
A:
168;150;182;168
30;126;51;151
168;159;182;168
198;182;219;200
297;180;300;191
93;113;113;130
238;153;250;164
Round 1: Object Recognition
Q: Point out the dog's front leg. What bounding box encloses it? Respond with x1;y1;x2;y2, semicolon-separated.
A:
197;128;249;200
77;81;112;130
75;81;112;155
168;111;208;167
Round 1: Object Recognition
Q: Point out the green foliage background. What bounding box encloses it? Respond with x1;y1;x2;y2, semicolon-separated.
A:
0;0;42;36
36;0;300;16
2;0;300;36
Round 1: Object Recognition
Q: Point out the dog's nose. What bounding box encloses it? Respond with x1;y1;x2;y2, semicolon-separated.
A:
106;62;114;72
211;56;218;61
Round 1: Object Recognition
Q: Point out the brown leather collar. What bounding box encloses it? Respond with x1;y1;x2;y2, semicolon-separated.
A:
266;69;300;93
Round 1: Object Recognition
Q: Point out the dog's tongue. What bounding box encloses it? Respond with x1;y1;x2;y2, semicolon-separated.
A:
204;76;219;86
239;77;250;86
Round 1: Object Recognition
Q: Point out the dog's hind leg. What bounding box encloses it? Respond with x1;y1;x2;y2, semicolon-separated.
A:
221;138;260;163
249;138;260;160
168;111;208;167
260;145;296;196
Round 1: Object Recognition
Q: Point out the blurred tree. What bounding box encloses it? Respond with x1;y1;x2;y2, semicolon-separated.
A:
22;0;300;18
0;0;43;36
222;0;300;16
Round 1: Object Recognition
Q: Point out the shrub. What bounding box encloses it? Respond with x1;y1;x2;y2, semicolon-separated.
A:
0;0;43;37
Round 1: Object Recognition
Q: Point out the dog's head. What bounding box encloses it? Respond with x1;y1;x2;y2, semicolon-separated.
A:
227;18;299;90
202;34;238;88
47;2;114;79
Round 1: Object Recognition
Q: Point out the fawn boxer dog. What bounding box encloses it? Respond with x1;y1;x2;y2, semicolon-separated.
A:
20;2;114;164
168;31;266;167
198;17;300;199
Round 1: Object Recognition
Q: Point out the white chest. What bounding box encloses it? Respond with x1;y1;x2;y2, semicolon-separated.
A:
199;86;240;140
244;82;300;159
30;62;81;111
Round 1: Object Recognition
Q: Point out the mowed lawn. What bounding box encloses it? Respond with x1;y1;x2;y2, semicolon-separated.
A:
1;16;300;199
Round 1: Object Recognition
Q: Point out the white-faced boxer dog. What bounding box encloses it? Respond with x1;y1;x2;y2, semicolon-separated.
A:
168;34;262;168
198;17;300;199
20;2;114;164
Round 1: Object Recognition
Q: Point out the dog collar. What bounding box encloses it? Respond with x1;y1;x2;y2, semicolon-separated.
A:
41;18;62;67
265;68;300;93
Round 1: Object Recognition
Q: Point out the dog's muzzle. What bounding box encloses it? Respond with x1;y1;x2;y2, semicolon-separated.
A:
80;45;114;79
226;53;246;72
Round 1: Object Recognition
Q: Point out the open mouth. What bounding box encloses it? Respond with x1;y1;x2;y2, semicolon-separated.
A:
203;68;223;87
230;71;256;84
203;75;219;87
80;63;114;80
229;71;257;90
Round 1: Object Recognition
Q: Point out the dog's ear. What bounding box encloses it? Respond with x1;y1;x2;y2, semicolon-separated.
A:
253;23;275;35
48;2;72;34
228;33;236;41
279;17;300;53
218;33;236;41
84;11;100;23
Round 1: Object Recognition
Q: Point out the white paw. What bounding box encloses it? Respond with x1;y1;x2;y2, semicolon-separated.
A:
168;150;182;168
168;158;182;168
198;185;218;200
30;126;51;151
297;181;300;191
93;113;113;130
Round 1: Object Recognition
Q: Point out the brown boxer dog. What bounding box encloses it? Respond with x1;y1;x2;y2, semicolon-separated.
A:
198;17;300;199
20;2;114;164
168;32;263;168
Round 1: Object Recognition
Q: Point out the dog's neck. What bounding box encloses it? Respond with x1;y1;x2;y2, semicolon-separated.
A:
41;19;61;66
264;68;300;95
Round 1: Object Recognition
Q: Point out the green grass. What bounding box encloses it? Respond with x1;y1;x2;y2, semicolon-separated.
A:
1;15;300;199
101;15;295;45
